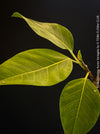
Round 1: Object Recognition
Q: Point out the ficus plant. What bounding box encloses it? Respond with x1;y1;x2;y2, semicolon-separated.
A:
0;12;100;134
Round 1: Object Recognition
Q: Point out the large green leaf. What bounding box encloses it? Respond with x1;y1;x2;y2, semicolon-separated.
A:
12;12;74;51
60;77;100;134
0;49;73;86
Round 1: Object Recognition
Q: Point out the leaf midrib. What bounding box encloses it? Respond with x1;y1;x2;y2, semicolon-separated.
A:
72;77;88;133
0;57;70;82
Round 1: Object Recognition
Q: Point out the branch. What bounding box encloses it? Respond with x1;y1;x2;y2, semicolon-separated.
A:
80;61;99;88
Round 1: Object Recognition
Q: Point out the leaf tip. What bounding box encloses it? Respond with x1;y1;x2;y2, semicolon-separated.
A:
11;12;23;19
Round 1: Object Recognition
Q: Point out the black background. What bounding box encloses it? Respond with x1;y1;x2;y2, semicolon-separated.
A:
0;0;100;134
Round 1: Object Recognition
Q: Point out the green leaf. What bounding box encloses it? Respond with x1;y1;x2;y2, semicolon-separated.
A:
77;50;83;62
60;77;100;134
12;12;74;51
0;49;73;86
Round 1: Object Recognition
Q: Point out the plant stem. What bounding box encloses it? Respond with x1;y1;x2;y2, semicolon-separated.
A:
85;71;89;79
69;50;97;86
69;50;85;69
71;59;79;64
70;50;80;64
80;61;95;81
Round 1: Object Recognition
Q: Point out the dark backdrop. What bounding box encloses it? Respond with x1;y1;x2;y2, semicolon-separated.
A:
0;0;100;134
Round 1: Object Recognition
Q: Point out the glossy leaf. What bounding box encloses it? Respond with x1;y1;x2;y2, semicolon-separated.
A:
60;78;100;134
0;49;73;86
12;12;74;51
